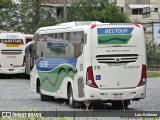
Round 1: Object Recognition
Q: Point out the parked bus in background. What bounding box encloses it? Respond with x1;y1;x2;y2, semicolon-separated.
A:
0;32;26;75
25;40;34;76
24;34;34;76
30;22;147;109
25;34;33;44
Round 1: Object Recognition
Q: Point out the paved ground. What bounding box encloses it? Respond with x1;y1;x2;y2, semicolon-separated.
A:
0;76;159;119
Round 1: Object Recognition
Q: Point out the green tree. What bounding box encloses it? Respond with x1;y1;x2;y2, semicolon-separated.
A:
68;0;129;23
0;0;61;34
20;0;61;34
0;0;20;31
146;33;160;68
0;0;13;8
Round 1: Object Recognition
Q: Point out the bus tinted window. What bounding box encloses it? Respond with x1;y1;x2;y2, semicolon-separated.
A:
35;31;84;58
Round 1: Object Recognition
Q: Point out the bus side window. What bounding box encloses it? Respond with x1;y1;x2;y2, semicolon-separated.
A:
74;32;84;58
41;52;43;57
65;32;74;58
81;33;86;52
83;33;87;44
34;33;43;60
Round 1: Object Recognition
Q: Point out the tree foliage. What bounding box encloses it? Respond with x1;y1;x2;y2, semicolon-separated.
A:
146;33;160;68
0;0;61;34
0;0;13;8
19;0;61;33
0;0;19;31
68;0;129;23
0;0;129;34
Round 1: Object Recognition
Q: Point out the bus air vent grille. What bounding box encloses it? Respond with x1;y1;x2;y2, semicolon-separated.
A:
96;54;138;64
1;50;22;55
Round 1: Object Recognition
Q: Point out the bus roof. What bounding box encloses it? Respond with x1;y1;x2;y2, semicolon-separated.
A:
0;32;24;34
36;22;141;33
56;21;102;26
37;21;101;32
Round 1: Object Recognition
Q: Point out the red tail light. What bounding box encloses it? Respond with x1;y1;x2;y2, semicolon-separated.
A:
137;64;147;87
135;23;140;28
86;66;98;88
21;56;26;67
91;24;96;29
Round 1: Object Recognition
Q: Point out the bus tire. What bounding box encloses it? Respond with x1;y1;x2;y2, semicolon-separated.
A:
38;80;49;101
40;93;55;101
112;100;130;109
68;85;75;108
40;89;50;101
38;81;55;101
123;100;130;109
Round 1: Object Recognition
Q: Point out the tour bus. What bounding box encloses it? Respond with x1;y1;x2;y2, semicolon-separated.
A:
25;40;34;76
0;32;26;75
25;34;33;44
25;34;34;76
30;21;147;108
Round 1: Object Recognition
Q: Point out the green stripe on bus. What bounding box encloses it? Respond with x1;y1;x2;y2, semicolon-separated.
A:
38;64;76;92
98;35;132;44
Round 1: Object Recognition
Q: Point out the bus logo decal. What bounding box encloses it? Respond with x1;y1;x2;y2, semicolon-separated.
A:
98;28;133;35
116;58;120;62
39;61;48;68
41;65;77;89
0;39;24;47
97;28;134;45
0;39;24;44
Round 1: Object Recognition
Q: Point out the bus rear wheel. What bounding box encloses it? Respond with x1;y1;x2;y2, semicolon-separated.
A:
38;81;54;101
112;100;130;109
39;88;48;101
40;89;54;101
68;85;75;108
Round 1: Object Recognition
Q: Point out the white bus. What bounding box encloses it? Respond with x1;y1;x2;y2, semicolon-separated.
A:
30;22;147;108
25;40;34;76
0;32;26;75
25;34;33;44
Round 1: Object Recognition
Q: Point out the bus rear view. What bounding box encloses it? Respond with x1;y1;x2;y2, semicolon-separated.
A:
86;23;146;108
0;32;26;75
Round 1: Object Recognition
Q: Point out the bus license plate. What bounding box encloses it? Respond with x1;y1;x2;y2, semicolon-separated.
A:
112;93;124;98
9;69;14;71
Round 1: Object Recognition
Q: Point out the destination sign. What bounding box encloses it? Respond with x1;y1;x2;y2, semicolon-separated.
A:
0;39;23;44
98;28;134;35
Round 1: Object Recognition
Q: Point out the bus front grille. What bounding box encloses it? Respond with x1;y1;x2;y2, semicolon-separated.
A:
96;54;138;64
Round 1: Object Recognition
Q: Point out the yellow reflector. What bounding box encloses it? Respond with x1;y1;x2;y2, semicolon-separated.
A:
6;44;20;47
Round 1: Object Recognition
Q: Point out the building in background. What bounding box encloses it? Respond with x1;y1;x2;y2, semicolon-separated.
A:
113;0;160;32
41;0;76;19
12;0;160;32
114;0;159;23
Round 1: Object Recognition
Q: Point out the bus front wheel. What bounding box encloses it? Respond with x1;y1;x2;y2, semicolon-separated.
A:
68;85;75;108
